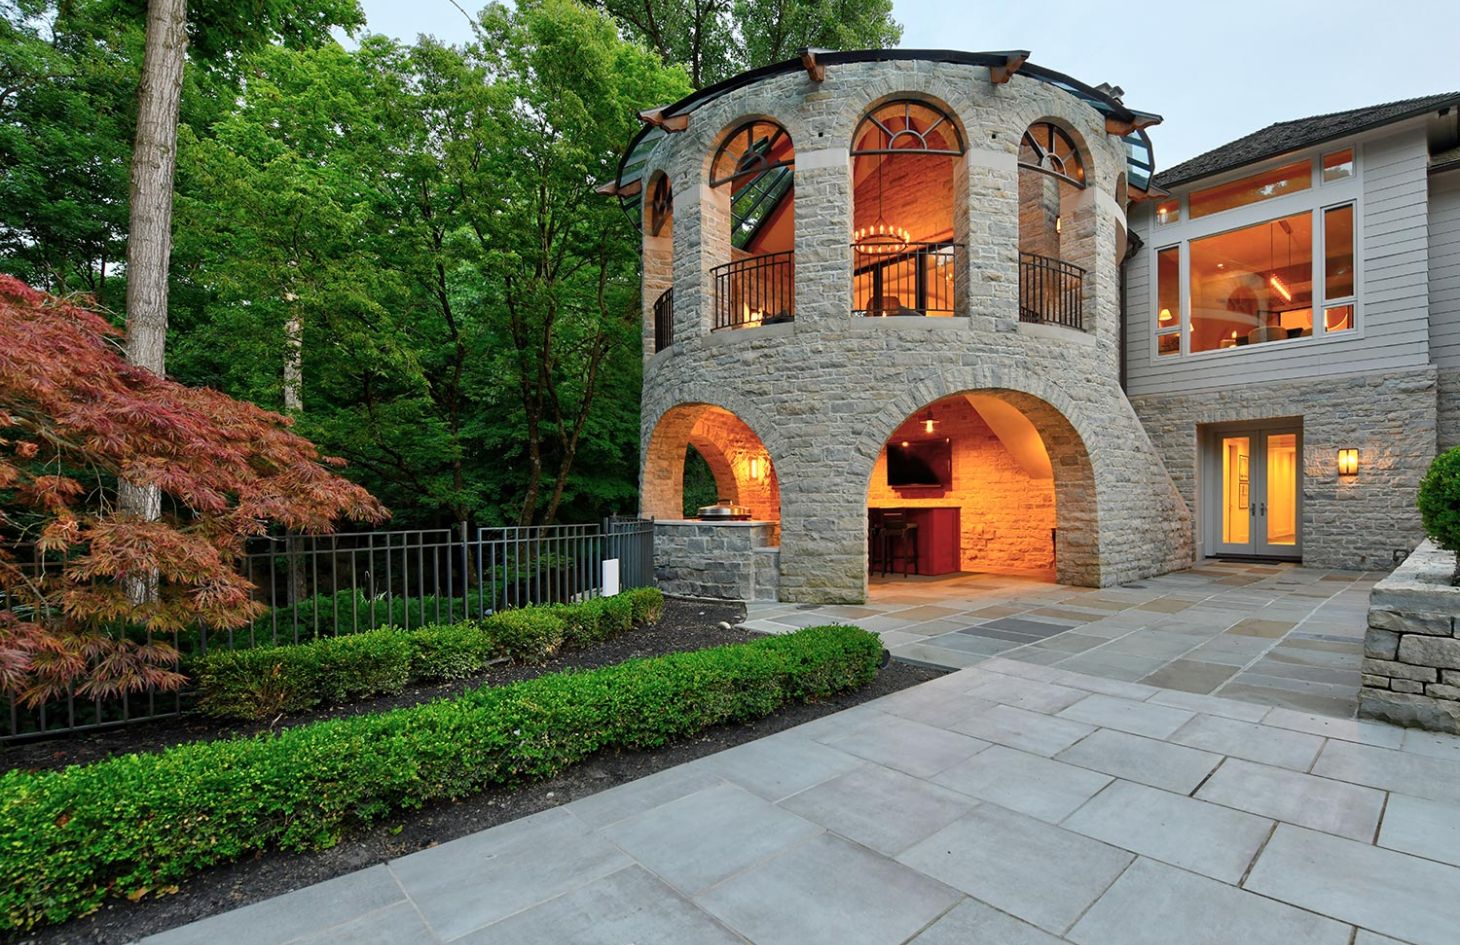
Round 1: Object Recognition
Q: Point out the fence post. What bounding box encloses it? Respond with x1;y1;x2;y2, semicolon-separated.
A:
459;520;472;619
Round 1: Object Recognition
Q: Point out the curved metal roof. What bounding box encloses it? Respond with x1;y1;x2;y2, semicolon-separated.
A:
610;48;1161;226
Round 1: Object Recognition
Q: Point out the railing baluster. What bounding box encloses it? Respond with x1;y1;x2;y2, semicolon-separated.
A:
1017;251;1085;331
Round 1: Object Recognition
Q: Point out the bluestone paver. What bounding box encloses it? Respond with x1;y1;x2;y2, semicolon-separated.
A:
1055;727;1222;794
950;702;1096;756
906;898;1065;945
1376;792;1460;867
1311;740;1460;804
777;762;976;856
817;712;990;778
1170;713;1324;770
931;744;1112;822
1196;758;1384;841
1056;693;1194;739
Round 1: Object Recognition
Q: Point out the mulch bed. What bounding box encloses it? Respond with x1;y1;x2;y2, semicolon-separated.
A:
7;598;944;945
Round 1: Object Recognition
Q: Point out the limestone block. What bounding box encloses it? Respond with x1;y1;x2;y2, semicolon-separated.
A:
1361;674;1390;688
1370;608;1455;637
1397;635;1460;670
1363;627;1400;661
1426;683;1460;701
1360;689;1460;735
1361;658;1437;682
1391;679;1425;694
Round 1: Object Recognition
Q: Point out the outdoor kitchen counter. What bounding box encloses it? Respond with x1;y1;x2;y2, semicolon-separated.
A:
652;520;780;602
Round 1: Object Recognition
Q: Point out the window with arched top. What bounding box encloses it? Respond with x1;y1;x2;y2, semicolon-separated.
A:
849;100;965;318
647;173;672;237
710;120;795;187
707;120;796;330
1019;122;1086;188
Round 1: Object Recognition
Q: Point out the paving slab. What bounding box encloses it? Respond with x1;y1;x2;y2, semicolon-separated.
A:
898;805;1133;934
950;702;1096;756
1245;824;1460;945
1376;792;1460;867
138;867;409;945
698;733;862;801
1056;693;1195;739
932;744;1113;822
817;711;990;778
1068;857;1351;945
1055;728;1222;794
1311;740;1460;804
907;898;1065;945
1061;780;1273;883
1196;758;1384;841
778;762;977;856
458;866;743;945
696;833;961;945
601;782;821;895
1170;713;1325;771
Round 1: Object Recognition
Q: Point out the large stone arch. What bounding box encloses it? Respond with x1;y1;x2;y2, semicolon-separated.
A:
642;400;783;542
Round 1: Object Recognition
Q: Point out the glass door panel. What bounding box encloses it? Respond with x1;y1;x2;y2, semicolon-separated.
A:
1263;433;1298;550
1219;436;1251;549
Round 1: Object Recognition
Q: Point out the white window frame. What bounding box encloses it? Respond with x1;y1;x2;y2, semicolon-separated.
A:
1145;141;1364;364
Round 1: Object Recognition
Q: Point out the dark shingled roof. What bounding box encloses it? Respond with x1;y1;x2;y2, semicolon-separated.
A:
1155;92;1460;188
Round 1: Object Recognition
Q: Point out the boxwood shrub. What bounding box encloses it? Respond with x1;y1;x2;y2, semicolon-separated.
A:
0;624;880;932
196;588;667;720
1418;446;1460;553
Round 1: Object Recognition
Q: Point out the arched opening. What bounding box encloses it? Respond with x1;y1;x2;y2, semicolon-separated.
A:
865;391;1096;589
851;99;965;317
643;403;781;544
644;171;674;352
708;120;795;331
1018;120;1090;330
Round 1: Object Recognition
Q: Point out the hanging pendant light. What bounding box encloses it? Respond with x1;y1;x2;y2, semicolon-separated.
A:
853;150;909;256
920;408;937;434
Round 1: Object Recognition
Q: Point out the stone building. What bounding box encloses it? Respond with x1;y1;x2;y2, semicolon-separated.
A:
602;49;1460;604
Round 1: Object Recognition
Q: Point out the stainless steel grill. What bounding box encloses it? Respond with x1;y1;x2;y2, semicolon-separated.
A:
696;501;752;521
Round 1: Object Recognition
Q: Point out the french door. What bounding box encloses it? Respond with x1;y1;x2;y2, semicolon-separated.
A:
1206;426;1301;559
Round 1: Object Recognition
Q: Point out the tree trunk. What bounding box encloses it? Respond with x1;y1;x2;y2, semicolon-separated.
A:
119;0;187;601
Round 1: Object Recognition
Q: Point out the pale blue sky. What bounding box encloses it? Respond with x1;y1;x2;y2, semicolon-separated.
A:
356;0;1457;169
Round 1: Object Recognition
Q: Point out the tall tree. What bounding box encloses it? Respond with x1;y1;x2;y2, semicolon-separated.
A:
116;0;363;527
586;0;901;87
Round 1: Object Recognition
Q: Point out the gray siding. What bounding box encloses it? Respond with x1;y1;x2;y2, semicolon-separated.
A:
1431;170;1460;369
1125;128;1432;396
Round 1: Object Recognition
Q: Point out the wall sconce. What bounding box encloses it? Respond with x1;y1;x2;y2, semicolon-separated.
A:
921;409;937;435
747;456;766;483
1337;448;1359;477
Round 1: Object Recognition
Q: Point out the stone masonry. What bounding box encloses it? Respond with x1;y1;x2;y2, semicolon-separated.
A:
638;59;1194;603
653;521;779;601
1129;367;1438;570
1360;540;1460;733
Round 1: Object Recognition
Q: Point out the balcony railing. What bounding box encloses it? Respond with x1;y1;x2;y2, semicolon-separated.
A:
712;251;794;331
1019;251;1085;330
653;287;673;352
853;241;960;317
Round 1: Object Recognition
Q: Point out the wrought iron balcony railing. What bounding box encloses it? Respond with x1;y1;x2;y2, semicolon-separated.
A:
711;251;795;331
853;241;960;317
1018;251;1085;330
652;287;673;352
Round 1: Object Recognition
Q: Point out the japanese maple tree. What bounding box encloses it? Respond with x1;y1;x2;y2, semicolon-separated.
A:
0;277;386;705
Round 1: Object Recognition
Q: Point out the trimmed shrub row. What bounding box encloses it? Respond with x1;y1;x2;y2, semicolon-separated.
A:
195;588;665;720
0;624;882;932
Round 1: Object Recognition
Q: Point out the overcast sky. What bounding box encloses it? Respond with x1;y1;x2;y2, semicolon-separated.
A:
356;0;1457;169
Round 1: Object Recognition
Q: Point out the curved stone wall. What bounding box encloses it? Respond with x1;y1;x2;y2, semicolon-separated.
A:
638;59;1193;602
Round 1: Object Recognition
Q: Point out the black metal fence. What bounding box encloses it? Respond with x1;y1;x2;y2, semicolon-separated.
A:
853;241;961;317
712;251;795;330
1018;250;1085;330
653;287;674;352
2;518;656;742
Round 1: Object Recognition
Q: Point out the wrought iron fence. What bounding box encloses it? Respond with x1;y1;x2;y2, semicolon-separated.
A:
712;251;795;330
1;518;655;742
1018;250;1085;330
853;241;961;317
653;287;674;352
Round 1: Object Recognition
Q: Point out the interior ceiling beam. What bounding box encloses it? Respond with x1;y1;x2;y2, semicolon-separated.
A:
639;106;689;132
989;51;1029;85
799;47;826;82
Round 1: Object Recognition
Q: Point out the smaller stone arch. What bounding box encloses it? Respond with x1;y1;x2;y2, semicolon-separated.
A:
642;403;781;542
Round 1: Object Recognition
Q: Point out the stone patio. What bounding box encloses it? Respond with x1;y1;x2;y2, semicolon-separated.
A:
141;656;1460;945
745;560;1378;718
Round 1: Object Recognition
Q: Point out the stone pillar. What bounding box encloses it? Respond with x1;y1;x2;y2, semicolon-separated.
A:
792;147;852;325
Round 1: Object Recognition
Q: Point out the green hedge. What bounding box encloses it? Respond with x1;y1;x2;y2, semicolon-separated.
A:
196;588;665;720
247;590;478;642
1419;446;1460;553
0;624;881;932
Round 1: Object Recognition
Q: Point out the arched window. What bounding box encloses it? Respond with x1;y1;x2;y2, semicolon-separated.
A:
707;120;795;330
647;173;672;237
1019;122;1086;188
850;100;964;317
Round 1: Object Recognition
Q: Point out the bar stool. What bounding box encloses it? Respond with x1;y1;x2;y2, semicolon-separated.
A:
877;511;919;578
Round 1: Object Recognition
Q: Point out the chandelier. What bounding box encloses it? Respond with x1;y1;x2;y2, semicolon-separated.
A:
853;152;909;256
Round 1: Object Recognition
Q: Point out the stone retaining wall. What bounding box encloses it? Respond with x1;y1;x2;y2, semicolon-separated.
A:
1361;540;1460;732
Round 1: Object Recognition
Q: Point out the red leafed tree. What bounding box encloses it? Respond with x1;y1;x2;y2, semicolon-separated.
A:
0;277;387;705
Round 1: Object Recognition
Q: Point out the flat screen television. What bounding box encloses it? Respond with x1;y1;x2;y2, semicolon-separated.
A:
887;438;951;488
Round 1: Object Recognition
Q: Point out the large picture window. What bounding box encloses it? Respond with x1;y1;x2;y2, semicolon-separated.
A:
1150;148;1359;359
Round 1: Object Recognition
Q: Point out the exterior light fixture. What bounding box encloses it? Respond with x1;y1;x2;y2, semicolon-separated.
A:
1337;448;1359;477
747;457;766;482
921;409;937;434
1055;215;1062;234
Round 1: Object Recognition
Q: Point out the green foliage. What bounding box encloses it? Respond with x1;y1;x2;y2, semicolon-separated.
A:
198;589;667;719
479;608;568;663
196;630;413;719
0;625;881;931
682;445;719;516
1418;447;1460;553
248;590;477;642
